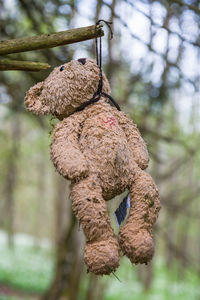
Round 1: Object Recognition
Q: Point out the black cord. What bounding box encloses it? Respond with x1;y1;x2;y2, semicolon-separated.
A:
75;20;121;113
101;92;121;111
75;95;101;112
95;20;113;96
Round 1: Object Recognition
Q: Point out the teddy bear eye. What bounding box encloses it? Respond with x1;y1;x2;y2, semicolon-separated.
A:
60;66;65;71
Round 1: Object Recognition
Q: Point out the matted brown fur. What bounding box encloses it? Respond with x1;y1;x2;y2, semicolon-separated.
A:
25;58;160;275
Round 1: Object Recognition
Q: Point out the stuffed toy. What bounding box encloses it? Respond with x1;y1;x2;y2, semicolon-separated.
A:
25;58;160;275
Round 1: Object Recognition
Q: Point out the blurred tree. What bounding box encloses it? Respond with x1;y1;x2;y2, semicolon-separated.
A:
3;113;20;248
0;0;200;299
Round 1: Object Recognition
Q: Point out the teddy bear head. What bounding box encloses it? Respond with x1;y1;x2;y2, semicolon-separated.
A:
25;58;111;119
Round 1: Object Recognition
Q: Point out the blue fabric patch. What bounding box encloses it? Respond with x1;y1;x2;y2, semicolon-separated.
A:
114;194;130;226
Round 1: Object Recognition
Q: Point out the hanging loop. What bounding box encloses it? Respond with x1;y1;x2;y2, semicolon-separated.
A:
96;19;113;39
94;19;120;111
95;20;113;67
75;20;121;113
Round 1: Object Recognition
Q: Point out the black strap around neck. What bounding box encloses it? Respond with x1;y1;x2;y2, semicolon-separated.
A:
75;92;121;113
75;20;121;113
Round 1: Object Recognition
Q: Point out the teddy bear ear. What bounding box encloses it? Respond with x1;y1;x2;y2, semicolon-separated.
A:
24;81;50;115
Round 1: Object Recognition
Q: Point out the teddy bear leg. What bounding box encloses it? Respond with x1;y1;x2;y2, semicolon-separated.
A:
118;171;160;264
71;176;120;275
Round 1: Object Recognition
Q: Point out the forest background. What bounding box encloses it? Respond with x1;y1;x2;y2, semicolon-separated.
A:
0;0;200;299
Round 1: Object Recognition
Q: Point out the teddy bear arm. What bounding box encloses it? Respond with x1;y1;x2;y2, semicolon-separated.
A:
115;111;149;169
50;118;88;180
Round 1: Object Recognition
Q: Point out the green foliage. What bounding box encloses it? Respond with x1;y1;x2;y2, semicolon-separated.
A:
0;244;54;293
1;242;199;300
0;0;200;298
104;258;200;300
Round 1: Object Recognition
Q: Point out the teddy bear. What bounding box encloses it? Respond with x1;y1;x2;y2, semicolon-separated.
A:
25;58;160;275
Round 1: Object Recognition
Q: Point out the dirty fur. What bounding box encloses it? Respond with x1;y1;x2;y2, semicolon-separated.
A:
25;58;160;275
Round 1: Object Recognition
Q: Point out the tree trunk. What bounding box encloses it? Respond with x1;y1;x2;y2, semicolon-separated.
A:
34;147;46;247
41;171;85;300
85;273;106;300
4;114;20;248
42;195;84;300
137;262;153;291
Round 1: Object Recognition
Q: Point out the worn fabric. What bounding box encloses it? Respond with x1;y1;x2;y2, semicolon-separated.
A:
25;58;160;275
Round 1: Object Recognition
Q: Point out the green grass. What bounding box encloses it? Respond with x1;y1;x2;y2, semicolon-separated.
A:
0;243;54;294
103;257;200;300
0;237;200;300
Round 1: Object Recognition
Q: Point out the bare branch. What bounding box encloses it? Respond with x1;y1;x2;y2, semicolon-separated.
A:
124;0;200;48
0;59;50;71
103;1;199;91
0;25;104;55
172;0;200;15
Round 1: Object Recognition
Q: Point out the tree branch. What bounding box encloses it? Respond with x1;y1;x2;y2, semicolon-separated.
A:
124;0;200;48
103;1;199;91
0;59;50;71
0;24;104;55
172;0;200;15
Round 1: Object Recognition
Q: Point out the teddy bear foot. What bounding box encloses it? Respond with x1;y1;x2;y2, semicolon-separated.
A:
119;229;154;265
84;240;120;275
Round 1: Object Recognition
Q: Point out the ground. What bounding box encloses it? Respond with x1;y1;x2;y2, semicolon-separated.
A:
0;231;199;300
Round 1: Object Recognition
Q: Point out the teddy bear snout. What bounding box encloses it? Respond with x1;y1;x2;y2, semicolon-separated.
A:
25;82;50;115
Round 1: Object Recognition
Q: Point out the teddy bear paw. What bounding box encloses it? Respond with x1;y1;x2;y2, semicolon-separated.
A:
119;229;154;265
84;240;120;275
63;161;89;181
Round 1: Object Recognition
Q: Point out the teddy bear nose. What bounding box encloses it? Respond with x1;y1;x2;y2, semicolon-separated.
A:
78;58;86;65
